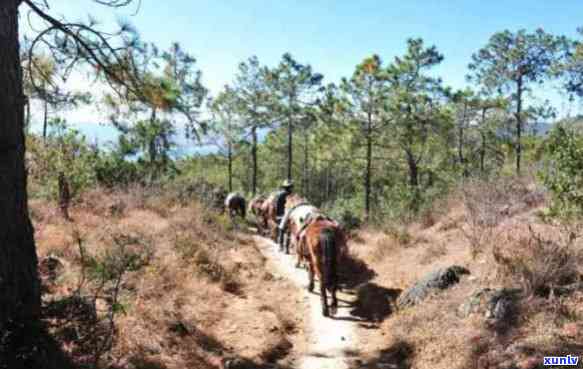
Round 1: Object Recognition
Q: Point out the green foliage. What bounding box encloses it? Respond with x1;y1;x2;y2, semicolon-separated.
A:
539;124;583;219
561;28;583;97
468;29;568;93
103;42;206;181
86;233;152;283
469;28;569;173
323;197;363;230
27;118;97;199
94;152;141;188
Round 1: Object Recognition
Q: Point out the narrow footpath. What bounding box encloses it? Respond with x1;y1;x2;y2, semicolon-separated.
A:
254;236;360;369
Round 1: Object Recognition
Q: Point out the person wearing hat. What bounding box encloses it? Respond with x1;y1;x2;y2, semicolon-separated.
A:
276;180;294;249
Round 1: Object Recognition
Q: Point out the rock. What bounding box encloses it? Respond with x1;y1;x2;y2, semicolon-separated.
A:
458;288;521;323
397;265;469;308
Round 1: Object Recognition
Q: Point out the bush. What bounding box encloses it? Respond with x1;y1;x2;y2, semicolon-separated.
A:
27;120;97;200
493;225;579;296
324;197;362;231
94;153;141;188
539;124;583;219
461;177;529;258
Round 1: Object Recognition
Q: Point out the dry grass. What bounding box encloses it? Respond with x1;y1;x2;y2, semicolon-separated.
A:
419;242;448;265
34;188;304;369
492;223;582;296
348;177;583;369
32;176;583;369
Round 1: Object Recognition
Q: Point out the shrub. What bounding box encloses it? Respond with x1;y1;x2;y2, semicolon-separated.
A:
74;230;153;366
539;124;583;220
460;177;528;258
94;153;141;188
324;197;362;231
493;225;579;296
27;120;97;200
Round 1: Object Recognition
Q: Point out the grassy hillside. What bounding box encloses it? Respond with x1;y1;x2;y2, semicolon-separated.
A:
32;187;305;369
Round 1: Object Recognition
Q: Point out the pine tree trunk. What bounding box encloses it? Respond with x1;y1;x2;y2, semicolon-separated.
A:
42;97;48;141
480;108;487;173
251;126;258;195
364;115;372;219
0;0;41;329
406;151;419;187
227;141;233;193
458;102;466;176
515;76;523;175
25;97;30;133
302;132;309;196
287;115;293;181
325;164;331;202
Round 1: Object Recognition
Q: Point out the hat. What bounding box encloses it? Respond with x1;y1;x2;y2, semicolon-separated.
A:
282;179;294;188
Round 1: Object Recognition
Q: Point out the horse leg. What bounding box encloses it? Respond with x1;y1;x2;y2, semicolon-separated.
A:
311;255;329;316
330;285;338;316
307;262;315;293
285;231;291;254
320;277;329;317
296;241;305;269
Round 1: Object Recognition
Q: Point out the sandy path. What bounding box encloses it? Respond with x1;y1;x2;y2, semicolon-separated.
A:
254;236;359;369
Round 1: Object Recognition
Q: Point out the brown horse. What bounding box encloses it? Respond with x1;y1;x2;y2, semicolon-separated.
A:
298;217;348;317
249;194;268;235
225;192;246;219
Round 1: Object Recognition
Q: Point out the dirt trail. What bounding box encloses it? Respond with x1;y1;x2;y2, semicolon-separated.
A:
254;236;359;369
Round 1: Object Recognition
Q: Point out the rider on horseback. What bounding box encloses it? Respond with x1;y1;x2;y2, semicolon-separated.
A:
276;179;294;248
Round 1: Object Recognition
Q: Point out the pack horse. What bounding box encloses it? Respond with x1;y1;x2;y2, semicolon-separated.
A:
298;215;348;317
225;192;246;219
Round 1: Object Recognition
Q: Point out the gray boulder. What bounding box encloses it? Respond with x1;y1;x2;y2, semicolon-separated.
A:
458;288;521;324
397;265;470;308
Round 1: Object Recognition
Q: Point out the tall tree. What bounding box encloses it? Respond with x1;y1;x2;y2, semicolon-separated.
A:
21;50;90;139
22;54;56;138
451;88;479;176
338;55;392;218
233;56;271;195
474;96;508;174
468;29;568;174
209;86;244;192
104;43;206;180
559;27;583;101
0;0;141;331
387;39;449;189
267;53;323;181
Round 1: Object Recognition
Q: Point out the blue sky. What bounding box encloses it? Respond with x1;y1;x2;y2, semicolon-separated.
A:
22;0;583;144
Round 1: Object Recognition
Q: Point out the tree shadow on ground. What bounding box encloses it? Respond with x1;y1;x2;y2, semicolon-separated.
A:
42;294;111;367
0;318;75;369
348;340;415;369
165;319;296;369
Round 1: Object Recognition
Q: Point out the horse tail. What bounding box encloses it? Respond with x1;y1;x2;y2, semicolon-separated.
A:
241;198;247;218
321;228;337;291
